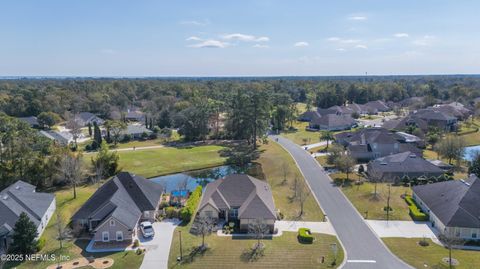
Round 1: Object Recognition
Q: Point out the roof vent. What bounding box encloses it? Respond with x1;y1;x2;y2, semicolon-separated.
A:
380;162;387;165
2;195;8;200
15;185;20;190
409;154;416;158
460;179;471;187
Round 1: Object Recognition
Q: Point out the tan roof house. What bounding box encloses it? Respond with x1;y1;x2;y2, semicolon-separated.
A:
196;174;277;232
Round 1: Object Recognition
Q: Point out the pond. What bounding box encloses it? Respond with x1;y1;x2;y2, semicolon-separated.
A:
464;145;480;162
150;163;263;193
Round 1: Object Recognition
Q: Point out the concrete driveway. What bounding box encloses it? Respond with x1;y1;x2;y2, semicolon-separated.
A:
140;219;181;269
275;220;336;235
366;220;439;239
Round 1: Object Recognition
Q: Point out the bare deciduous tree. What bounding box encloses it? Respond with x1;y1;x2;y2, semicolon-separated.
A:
291;176;310;217
248;219;270;249
66;114;82;148
59;152;83;199
439;233;465;269
281;162;290;186
191;216;214;249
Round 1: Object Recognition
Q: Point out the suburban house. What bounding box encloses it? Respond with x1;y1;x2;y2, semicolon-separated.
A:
39;130;74;145
196;174;277;233
412;108;458;132
365;100;391;112
120;124;153;139
335;128;423;162
71;172;164;245
298;110;319;122
412;175;480;241
308;113;356;131
125;109;145;122
346;103;373;115
366;151;445;183
76;112;104;127
0;181;56;254
382;115;429;134
18;116;39;128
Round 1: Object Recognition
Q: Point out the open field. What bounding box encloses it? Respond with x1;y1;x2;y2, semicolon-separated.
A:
339;181;412;220
168;226;343;269
85;144;228;178
280;121;320;145
258;141;324;221
5;185;144;269
383;238;480;269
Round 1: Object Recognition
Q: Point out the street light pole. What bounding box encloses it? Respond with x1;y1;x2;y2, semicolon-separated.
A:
386;184;391;221
179;230;183;261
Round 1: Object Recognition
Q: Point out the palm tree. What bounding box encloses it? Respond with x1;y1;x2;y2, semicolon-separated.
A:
320;131;334;150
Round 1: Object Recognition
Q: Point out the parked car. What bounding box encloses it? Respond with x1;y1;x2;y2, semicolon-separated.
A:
140;221;155;238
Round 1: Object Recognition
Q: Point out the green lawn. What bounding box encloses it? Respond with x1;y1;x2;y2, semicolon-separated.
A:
339;182;412;220
258;141;324;221
280;121;321;145
383;238;480;269
169;224;343;269
5;185;144;269
85;145;228;178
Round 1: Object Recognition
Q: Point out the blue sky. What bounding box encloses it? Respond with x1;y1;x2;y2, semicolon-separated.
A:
1;0;479;76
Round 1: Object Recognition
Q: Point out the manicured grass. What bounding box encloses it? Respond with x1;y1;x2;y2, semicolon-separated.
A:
280;121;320;145
258;141;324;221
6;185;144;269
85;145;228;178
460;130;480;146
340;182;412;220
383;238;480;269
168;224;343;269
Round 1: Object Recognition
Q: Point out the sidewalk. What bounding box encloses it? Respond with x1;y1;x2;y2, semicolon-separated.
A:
217;220;336;237
302;141;328;150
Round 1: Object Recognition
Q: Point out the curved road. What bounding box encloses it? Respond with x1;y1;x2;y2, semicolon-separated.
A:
271;135;412;269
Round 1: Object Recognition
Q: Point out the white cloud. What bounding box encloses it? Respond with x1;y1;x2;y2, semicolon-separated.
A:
327;37;360;44
394;33;409;38
253;44;269;48
355;44;368;49
412;35;435;46
327;37;340;41
221;33;269;42
294;41;309;47
335;48;346;51
348;16;367;21
180;19;210;26
188;39;229;48
186;36;202;41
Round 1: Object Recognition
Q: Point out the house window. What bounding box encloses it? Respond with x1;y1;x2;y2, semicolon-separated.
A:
116;231;124;241
455;228;461;237
102;232;109;242
472;230;477;239
110;220;115;226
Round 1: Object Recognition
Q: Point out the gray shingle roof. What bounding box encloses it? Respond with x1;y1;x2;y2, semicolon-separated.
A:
311;114;356;128
367;151;444;180
198;174;276;220
72;172;164;229
365;100;390;112
0;181;55;235
413;175;480;228
77;112;104;126
18;116;39;127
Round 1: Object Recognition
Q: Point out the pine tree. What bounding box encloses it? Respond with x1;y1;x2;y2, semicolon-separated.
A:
9;213;38;255
92;121;102;149
87;122;92;136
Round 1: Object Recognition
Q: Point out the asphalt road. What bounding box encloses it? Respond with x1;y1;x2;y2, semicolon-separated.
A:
271;135;412;269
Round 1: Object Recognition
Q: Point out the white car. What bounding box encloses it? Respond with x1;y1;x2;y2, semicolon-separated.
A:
140;221;155;238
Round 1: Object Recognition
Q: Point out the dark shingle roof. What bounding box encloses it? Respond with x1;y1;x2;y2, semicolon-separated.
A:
311;114;355;128
413;175;480;228
198;174;276;220
72;172;163;229
0;181;55;234
365;100;390;112
367;151;443;176
18;116;39;127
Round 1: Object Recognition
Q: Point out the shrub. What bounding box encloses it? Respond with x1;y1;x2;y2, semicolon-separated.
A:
149;132;158;139
404;195;415;206
136;248;144;255
133;239;140;248
297;228;314;244
36;237;46;251
179;186;202;223
165;206;177;219
409;205;429;221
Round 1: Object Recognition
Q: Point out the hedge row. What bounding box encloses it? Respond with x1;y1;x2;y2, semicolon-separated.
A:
297;228;314;244
180;185;203;223
404;195;429;221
